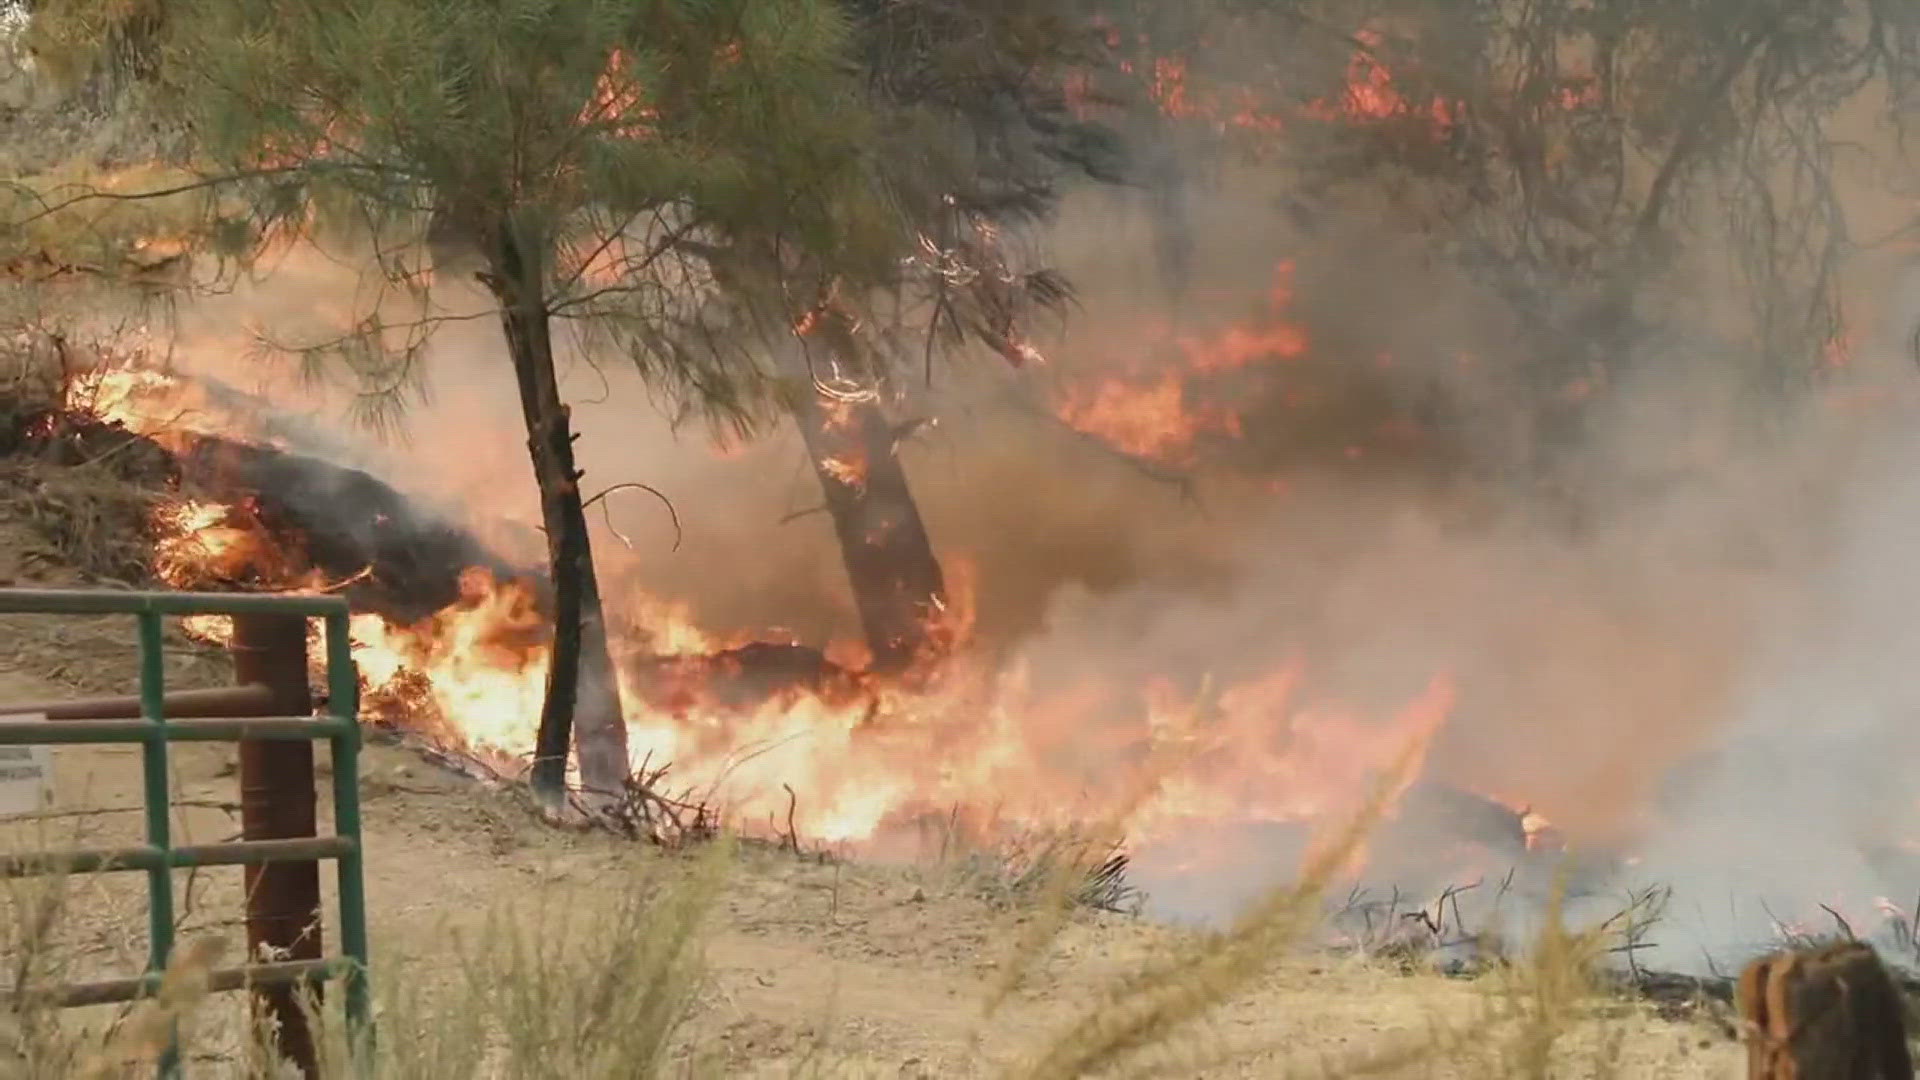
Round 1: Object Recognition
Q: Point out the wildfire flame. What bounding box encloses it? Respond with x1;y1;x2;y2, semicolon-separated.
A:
152;499;281;586
1052;260;1306;465
1081;24;1458;141
47;330;1466;878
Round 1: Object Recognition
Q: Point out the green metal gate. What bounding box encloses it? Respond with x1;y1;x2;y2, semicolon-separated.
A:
0;588;372;1077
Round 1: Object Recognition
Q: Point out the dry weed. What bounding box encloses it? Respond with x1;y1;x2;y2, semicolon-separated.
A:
2;461;167;584
0;742;1680;1080
0;815;185;1079
1001;741;1421;1080
0;320;180;586
72;934;227;1080
300;836;732;1080
0;832;734;1079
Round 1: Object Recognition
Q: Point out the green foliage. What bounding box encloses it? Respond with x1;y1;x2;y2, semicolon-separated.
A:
142;0;890;430
167;0;865;228
19;0;1129;431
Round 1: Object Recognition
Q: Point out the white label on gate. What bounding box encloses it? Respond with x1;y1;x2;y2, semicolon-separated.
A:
0;714;52;817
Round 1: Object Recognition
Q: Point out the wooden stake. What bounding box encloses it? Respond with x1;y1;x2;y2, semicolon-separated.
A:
1736;939;1913;1079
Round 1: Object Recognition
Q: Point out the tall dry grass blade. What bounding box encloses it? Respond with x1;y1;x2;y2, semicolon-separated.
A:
1486;874;1604;1078
980;678;1218;1028
1008;733;1430;1080
0;866;79;1076
1125;874;1618;1079
0;809;160;1077
73;934;228;1080
309;836;732;1080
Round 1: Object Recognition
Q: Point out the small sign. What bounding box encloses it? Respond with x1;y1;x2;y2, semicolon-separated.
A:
0;714;52;817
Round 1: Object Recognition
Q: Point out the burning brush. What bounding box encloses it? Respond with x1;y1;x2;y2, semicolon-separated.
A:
4;344;1527;903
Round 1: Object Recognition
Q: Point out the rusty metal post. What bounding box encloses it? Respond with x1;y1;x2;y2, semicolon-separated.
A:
229;613;322;1079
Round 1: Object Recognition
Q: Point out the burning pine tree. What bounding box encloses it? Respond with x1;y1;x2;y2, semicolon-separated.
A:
132;0;912;807
89;0;1125;803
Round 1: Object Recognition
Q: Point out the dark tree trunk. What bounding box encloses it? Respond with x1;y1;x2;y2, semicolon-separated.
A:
788;386;948;674
489;223;629;806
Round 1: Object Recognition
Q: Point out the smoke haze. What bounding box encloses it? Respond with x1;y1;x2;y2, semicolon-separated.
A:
104;50;1920;974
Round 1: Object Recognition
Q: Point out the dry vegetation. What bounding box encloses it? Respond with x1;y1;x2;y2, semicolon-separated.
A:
0;783;1730;1080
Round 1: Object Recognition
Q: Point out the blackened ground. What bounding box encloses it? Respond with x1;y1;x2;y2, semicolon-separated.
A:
170;431;536;622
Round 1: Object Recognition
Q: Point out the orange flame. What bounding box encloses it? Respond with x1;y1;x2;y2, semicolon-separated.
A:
1051;258;1307;465
577;48;659;140
52;346;1460;878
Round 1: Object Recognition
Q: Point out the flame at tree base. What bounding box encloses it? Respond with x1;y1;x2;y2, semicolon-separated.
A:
332;561;1458;853
29;350;1477;891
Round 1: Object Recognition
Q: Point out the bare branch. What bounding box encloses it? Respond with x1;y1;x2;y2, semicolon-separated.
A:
582;481;683;551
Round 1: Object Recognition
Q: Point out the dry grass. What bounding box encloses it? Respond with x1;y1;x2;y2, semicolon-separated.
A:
1;461;170;585
973;743;1576;1080
0;329;64;456
302;836;731;1080
909;825;1142;918
0;700;1677;1080
0;835;735;1079
0;322;179;586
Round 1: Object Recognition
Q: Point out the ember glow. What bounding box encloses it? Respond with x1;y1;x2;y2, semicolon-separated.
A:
1088;24;1454;141
152;498;284;586
1051;259;1308;465
1307;29;1458;130
577;48;659;140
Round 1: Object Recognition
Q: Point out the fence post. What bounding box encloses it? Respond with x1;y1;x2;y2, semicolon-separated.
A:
229;613;322;1079
1736;939;1913;1079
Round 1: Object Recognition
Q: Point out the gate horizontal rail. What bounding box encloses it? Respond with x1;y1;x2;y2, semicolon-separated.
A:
0;586;371;1078
0;683;278;719
0;588;358;616
11;957;340;1009
0;716;354;743
0;836;357;877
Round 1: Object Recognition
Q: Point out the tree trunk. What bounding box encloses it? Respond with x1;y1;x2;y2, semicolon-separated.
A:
1736;940;1913;1079
489;222;630;807
788;386;948;675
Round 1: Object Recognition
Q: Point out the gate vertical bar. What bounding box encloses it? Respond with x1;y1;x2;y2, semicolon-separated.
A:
230;614;322;1078
135;611;180;1080
0;588;375;1078
324;611;373;1060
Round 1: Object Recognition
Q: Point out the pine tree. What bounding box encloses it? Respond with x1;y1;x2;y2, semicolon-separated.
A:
150;0;889;808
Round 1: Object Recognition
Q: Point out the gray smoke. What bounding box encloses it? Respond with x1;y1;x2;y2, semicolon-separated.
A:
125;91;1920;978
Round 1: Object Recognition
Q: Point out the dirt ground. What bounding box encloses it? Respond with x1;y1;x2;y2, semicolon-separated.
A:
0;517;1744;1078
